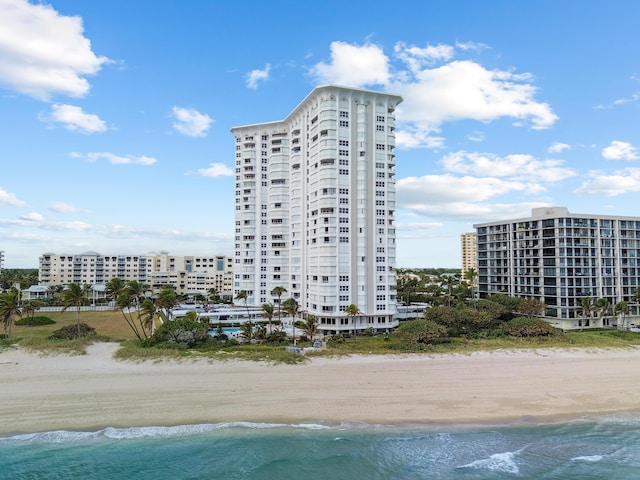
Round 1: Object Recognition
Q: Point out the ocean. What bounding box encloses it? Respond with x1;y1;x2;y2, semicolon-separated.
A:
1;414;639;479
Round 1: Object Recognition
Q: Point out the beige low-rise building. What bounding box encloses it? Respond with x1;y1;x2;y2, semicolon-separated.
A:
38;251;233;296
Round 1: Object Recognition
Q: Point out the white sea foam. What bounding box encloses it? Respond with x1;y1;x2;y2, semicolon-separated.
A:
572;455;604;462
459;449;522;474
0;421;363;444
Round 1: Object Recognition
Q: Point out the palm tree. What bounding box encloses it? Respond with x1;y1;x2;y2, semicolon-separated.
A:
115;290;144;341
596;298;611;327
235;290;252;333
631;287;640;316
301;315;318;341
345;303;361;342
464;268;478;307
614;300;630;329
261;302;275;334
61;283;91;338
106;278;127;310
440;275;459;307
271;286;287;326
207;288;221;304
578;297;595;329
0;290;22;338
140;298;157;335
282;297;300;345
156;287;178;321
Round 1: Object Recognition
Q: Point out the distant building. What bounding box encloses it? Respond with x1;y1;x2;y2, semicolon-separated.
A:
0;250;4;273
474;207;640;330
461;232;477;274
38;251;233;297
231;85;402;335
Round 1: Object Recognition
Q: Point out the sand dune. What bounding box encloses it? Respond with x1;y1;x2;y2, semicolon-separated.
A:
1;343;640;436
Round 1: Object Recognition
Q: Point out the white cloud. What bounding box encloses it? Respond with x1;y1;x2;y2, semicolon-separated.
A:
548;142;571;153
246;63;271;89
397;174;527;205
171;106;213;137
395;129;446;149
394;42;454;73
601;140;639;160
595;92;640;109
574;167;640;196
20;212;43;222
396;221;444;231
0;187;26;207
48;201;89;213
392;59;557;136
309;41;391;87
73;152;157;166
425;201;549;222
42;104;107;133
396;173;551;221
440;151;576;183
0;0;110;100
309;41;558;149
197;163;234;178
467;131;485;142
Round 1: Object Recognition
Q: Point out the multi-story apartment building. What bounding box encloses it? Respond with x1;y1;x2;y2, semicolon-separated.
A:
0;250;4;273
474;207;640;329
461;232;477;274
231;85;402;334
38;251;233;296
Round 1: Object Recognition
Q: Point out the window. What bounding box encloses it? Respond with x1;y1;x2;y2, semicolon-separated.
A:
376;144;385;150
339;120;349;127
376;115;385;122
340;111;349;118
339;140;349;146
376;125;385;132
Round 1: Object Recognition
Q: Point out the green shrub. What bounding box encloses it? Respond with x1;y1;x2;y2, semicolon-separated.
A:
395;319;447;345
326;333;346;345
152;316;209;348
500;317;558;337
49;323;97;340
15;316;55;326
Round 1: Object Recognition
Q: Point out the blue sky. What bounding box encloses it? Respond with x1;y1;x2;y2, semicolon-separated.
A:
2;0;640;269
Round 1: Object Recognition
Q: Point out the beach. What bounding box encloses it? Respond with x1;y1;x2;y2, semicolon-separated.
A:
1;343;640;436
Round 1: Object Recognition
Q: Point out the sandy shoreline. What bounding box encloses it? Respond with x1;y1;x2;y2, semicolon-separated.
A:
1;343;640;436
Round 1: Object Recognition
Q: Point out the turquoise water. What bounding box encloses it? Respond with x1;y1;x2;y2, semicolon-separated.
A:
1;414;640;479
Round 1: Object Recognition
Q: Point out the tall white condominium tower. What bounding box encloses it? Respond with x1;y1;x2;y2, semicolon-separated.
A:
231;85;402;335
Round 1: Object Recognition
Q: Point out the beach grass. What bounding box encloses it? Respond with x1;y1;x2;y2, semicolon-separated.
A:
5;310;640;361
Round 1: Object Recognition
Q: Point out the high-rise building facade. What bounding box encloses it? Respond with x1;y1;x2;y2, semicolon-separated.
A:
461;232;477;274
231;86;402;334
474;207;640;328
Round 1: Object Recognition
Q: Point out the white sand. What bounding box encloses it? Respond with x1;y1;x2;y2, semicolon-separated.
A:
1;343;640;435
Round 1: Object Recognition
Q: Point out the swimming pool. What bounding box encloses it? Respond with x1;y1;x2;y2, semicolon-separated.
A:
208;327;241;336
